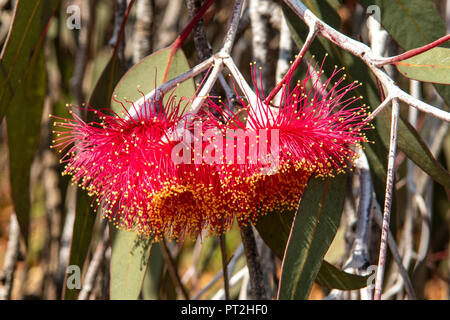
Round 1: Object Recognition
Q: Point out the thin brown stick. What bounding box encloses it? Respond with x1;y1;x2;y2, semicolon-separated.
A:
372;201;417;300
78;225;109;300
0;213;21;300
374;98;400;300
240;225;267;299
374;34;450;66
160;240;189;299
219;234;230;300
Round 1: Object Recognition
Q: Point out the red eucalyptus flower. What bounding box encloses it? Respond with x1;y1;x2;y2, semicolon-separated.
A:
205;61;370;225
52;58;370;240
52;94;225;240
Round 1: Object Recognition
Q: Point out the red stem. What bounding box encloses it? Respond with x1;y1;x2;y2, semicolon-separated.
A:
113;0;136;55
265;28;317;105
384;34;450;65
265;52;303;105
162;0;215;83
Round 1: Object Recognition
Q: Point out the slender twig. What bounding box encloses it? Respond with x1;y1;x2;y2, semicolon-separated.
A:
374;98;400;300
265;22;318;104
219;234;230;300
240;225;267;300
0;213;20;300
186;0;213;63
187;59;224;115
109;0;127;63
274;10;293;104
282;0;450;123
160;240;190;299
372;201;416;300
212;267;248;300
221;0;245;55
127;56;215;119
192;244;244;300
373;34;450;67
78;224;109;300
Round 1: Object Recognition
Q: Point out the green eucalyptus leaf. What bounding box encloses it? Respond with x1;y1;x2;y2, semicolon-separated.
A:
1;0;59;243
110;228;153;300
6;51;46;244
111;48;195;115
0;0;60;121
395;48;450;85
109;48;195;299
278;175;346;299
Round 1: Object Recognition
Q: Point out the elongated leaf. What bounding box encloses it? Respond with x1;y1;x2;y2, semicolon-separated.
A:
109;48;195;299
256;208;368;290
278;175;346;300
111;48;196;114
6;51;46;244
395;47;450;85
110;228;153;300
63;52;126;300
315;261;368;290
380;108;450;189
0;0;60;121
142;244;164;300
88;52;126;119
255;209;295;258
1;0;59;243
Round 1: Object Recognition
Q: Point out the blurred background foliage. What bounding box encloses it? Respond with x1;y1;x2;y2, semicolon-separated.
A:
0;0;448;300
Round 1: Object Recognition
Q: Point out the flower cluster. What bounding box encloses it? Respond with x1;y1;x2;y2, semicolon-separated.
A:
52;60;370;241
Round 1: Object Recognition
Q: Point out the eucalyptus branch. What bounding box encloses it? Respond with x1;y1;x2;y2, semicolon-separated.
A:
374;98;400;300
373;34;450;67
221;0;245;55
78;224;109;300
127;56;215;119
265;21;318;104
240;225;268;300
160;240;190;299
372;201;416;300
282;0;450;123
